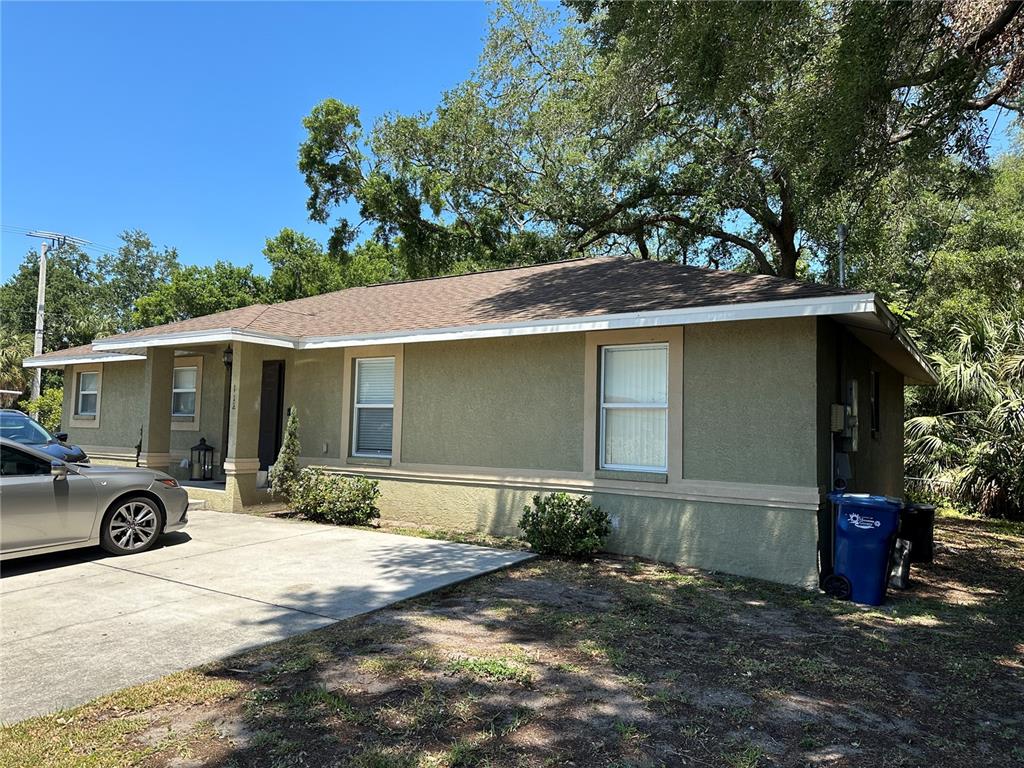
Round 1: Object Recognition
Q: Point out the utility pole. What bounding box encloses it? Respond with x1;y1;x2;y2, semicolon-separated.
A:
25;231;91;415
31;239;48;405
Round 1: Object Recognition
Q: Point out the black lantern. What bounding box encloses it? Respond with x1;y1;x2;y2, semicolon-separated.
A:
190;438;215;481
222;345;233;367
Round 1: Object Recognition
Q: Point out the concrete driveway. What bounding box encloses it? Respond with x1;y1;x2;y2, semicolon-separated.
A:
0;510;532;723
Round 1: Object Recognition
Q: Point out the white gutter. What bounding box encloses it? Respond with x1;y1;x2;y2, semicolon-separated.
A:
871;299;939;385
93;328;298;351
23;352;148;368
93;294;877;351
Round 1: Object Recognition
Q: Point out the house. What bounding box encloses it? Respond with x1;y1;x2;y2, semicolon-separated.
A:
24;258;936;586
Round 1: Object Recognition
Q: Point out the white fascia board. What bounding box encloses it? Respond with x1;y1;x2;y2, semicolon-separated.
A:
87;294;880;353
299;294;878;349
871;298;939;385
23;353;148;369
93;328;298;351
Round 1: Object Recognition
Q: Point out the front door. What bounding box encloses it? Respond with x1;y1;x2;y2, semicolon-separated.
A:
257;360;286;471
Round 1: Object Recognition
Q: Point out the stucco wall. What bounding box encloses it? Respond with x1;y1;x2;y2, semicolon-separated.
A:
63;361;147;450
364;475;818;587
682;318;818;486
169;351;227;456
401;334;586;471
283;348;345;460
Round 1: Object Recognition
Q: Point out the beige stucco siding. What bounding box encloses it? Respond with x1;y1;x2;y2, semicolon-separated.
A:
364;476;817;587
682;318;818;486
284;349;345;460
169;351;227;456
401;334;586;471
62;361;146;451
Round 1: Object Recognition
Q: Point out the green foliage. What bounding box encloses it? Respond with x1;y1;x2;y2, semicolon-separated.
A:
269;408;302;502
291;468;381;526
518;492;610;558
906;309;1024;519
0;243;109;351
263;228;344;302
0;325;33;393
22;388;64;432
133;260;270;327
96;230;179;332
298;1;1023;279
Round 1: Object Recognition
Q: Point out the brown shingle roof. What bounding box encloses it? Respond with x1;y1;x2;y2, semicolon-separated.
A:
94;257;855;344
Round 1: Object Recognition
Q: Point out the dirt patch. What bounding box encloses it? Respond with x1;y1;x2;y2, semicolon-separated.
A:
3;517;1022;768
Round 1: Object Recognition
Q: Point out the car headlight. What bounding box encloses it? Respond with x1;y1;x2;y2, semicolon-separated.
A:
156;478;180;488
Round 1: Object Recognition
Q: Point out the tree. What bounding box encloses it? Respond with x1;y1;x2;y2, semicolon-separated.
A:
853;153;1024;352
299;1;1023;279
269;408;301;502
97;230;179;332
906;308;1024;519
0;326;33;394
133;261;270;327
0;243;106;350
263;228;345;302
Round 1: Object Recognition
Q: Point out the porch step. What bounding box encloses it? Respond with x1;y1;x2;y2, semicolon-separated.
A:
187;498;208;512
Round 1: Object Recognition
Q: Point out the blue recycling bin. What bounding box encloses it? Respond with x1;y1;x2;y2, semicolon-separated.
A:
827;493;902;605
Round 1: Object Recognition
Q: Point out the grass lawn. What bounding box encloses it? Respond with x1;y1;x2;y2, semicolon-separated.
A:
3;516;1022;768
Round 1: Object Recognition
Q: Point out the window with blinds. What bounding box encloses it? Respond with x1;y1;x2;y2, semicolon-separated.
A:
599;343;669;472
353;357;395;457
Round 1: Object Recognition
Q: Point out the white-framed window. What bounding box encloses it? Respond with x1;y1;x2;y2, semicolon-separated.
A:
76;371;99;416
171;366;198;417
599;343;669;472
352;357;395;457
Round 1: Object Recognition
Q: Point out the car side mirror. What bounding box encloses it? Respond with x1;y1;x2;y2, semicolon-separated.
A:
51;461;68;480
55;432;69;442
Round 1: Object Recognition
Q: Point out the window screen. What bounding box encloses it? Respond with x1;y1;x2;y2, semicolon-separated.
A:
600;344;668;471
353;357;395;457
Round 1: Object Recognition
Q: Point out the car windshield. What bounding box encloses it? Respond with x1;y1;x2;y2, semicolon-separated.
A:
0;412;54;445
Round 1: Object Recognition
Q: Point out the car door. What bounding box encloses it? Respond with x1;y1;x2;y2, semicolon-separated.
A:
0;444;99;552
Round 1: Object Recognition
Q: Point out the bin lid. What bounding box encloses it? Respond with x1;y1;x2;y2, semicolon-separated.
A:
828;492;903;510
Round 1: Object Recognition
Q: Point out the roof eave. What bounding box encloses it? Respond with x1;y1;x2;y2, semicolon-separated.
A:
22;352;148;369
93;294;878;352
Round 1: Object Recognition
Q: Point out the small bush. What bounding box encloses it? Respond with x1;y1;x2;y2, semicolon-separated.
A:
21;387;63;432
292;467;381;526
269;408;301;502
518;492;610;559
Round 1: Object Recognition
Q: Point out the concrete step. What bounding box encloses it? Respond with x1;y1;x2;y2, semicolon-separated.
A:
187;498;208;511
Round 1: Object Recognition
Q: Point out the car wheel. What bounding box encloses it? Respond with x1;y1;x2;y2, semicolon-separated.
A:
100;496;163;555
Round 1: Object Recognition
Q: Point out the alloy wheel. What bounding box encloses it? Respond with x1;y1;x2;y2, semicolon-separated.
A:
109;501;158;551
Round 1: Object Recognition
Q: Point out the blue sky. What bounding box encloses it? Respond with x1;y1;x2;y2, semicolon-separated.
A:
1;1;1017;281
1;0;492;278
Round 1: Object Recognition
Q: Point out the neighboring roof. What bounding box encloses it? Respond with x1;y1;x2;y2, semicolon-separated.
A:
23;257;936;384
23;343;147;369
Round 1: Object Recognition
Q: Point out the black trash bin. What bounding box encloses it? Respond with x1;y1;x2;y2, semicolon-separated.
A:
900;503;936;563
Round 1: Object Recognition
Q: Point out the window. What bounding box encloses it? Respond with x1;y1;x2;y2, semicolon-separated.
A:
352;357;395;457
172;366;198;417
76;372;99;416
0;444;51;476
600;343;669;472
870;370;881;437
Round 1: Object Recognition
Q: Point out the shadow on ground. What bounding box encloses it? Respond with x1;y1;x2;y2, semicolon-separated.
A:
3;517;1022;768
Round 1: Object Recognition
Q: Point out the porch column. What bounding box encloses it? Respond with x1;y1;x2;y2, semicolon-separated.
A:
139;347;173;470
224;342;264;511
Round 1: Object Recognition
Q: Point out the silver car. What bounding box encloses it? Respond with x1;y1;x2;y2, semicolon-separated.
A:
0;437;189;560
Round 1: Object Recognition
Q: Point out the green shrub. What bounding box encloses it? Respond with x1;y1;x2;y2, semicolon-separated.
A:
518;492;610;558
269;407;301;502
292;467;381;525
22;387;63;432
